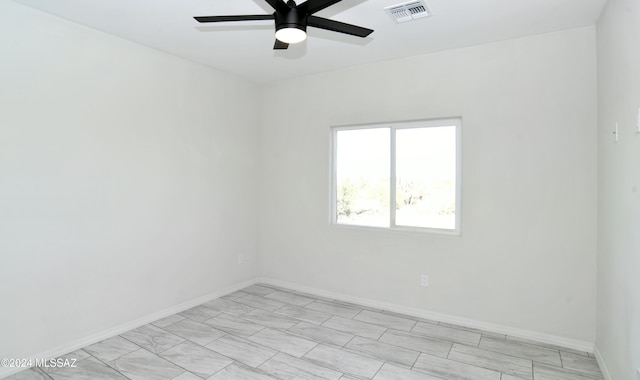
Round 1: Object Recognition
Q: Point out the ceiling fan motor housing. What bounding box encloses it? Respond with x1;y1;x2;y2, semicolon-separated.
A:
275;6;308;33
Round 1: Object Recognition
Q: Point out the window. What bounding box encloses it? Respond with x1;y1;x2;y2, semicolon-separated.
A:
331;119;461;234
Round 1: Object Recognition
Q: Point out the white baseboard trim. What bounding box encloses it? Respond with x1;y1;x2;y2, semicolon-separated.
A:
257;277;595;354
593;344;613;380
0;278;257;380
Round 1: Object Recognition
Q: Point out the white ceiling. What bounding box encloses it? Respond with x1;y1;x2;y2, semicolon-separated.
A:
14;0;606;83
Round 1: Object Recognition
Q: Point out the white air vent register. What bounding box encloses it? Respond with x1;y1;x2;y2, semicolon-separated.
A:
385;0;431;23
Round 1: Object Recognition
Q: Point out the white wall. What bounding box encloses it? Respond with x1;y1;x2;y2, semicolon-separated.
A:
258;27;598;343
0;1;258;362
596;0;640;377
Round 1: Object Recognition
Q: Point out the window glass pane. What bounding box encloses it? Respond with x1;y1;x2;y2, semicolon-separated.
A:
395;126;456;229
336;128;390;227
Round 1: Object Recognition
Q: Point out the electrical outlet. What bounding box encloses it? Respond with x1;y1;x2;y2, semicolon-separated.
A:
238;254;245;264
614;122;619;142
420;274;429;287
636;107;640;134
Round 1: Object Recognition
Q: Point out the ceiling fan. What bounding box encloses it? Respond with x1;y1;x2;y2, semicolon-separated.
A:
194;0;374;50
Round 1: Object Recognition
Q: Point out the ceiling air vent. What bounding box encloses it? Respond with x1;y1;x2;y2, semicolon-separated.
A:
385;0;431;23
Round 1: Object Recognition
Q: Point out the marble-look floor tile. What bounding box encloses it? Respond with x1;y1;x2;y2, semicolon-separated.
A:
479;337;561;367
248;328;318;358
257;284;300;293
38;350;91;375
413;353;501;380
275;304;332;325
20;284;604;380
533;363;603;380
288;322;354;347
4;368;51;380
303;344;383;379
241;309;300;329
379;330;451;358
333;300;382;313
447;344;533;380
160;341;233;378
258;352;343;380
179;305;221;323
206;334;277;367
411;322;481;347
202;298;255;317
560;352;602;378
121;324;185;354
152;314;187;328
264;291;315;307
380;311;439;325
289;290;335;303
344;336;419;368
501;375;528;380
354;310;417;332
204;314;265;338
207;362;278;380
305;300;362;319
171;372;202;380
162;318;226;346
84;335;140;362
47;357;129;380
222;291;249;300
438;323;506;340
322;316;387;340
58;349;91;362
373;363;443;380
108;348;183;380
235;294;286;312
506;336;589;357
243;285;278;296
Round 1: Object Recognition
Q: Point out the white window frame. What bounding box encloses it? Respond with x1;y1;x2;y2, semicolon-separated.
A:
330;118;462;235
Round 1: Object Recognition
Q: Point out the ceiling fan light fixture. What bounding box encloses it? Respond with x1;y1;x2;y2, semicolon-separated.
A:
275;26;307;44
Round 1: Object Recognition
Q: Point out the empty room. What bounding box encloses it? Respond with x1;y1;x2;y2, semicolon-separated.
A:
0;0;638;379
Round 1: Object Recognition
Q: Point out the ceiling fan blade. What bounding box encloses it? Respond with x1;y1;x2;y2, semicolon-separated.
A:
274;39;289;49
194;15;274;23
307;16;373;38
300;0;344;15
263;0;290;13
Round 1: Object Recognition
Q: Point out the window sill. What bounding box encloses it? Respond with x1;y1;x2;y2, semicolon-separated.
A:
329;222;461;237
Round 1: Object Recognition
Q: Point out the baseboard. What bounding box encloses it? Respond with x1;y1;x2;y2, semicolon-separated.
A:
257;277;595;354
593;344;613;380
0;278;257;379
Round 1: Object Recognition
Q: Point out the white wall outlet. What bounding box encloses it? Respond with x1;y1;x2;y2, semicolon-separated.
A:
636;107;640;133
237;254;245;264
420;274;429;287
614;122;619;142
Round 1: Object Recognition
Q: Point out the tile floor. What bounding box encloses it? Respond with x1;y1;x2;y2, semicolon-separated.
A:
8;284;604;380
